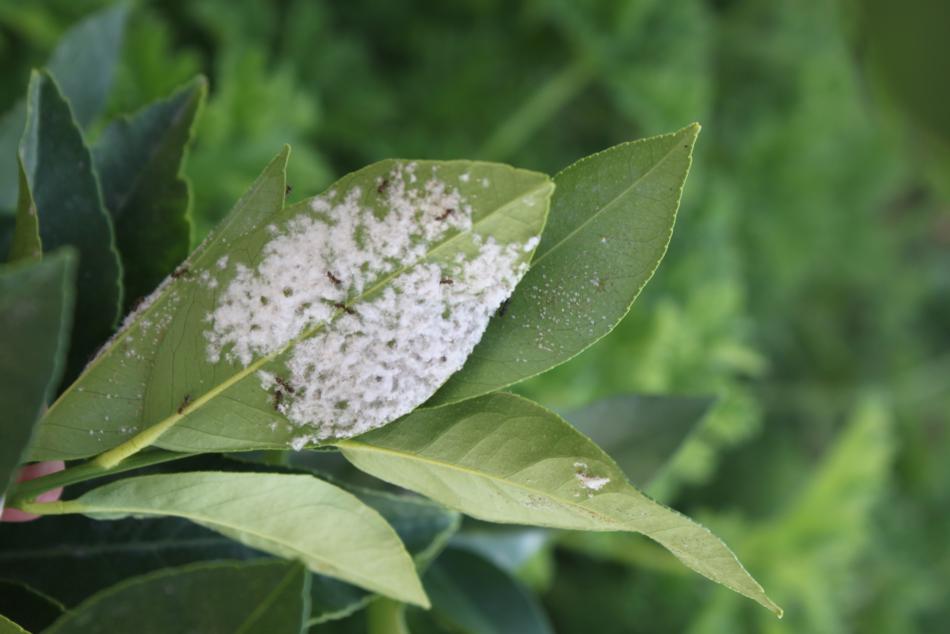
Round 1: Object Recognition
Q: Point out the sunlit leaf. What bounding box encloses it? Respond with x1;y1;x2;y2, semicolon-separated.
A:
338;392;781;615
60;471;428;606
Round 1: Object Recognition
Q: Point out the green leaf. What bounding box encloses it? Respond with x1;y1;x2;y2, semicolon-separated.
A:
32;155;551;461
414;547;554;634
29;147;290;461
46;3;130;129
431;124;699;405
94;76;207;307
6;158;40;262
0;4;130;211
0;251;75;496
19;71;122;384
337;392;781;616
307;485;460;625
564;394;714;488
0;581;63;632
44;560;308;634
61;471;429;607
0;515;262;606
0;614;28;634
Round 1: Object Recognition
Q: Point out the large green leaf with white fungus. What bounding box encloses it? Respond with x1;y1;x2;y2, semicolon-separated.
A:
94;76;206;307
31;152;551;460
564;393;714;488
410;547;554;634
19;71;123;384
431;124;699;405
44;560;308;634
337;392;782;616
0;4;129;211
0;251;75;497
55;471;428;607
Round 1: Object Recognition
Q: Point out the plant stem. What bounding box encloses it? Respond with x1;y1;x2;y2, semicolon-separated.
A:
5;449;193;507
13;498;86;516
366;599;410;634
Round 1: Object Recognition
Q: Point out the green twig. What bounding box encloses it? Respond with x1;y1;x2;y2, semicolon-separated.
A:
5;449;194;507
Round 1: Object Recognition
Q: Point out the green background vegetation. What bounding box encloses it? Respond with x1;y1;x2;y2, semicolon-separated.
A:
1;1;948;631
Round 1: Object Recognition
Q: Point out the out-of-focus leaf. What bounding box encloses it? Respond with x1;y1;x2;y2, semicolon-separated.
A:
431;124;699;405
450;527;550;575
44;560;308;634
31;155;550;461
46;3;129;129
0;4;129;211
94;76;206;306
0;251;74;496
58;471;428;607
0;582;62;633
19;71;122;384
338;392;781;616
563;394;714;487
415;547;554;634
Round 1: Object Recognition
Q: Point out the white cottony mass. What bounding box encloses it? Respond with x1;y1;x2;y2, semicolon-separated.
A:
204;161;545;445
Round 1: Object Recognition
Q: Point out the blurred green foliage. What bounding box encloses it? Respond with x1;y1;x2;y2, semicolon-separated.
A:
1;0;947;631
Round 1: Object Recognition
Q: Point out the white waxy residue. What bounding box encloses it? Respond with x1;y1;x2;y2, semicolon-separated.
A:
204;161;538;443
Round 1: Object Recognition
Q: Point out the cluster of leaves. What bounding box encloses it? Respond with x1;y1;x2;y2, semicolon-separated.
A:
3;1;949;632
0;5;787;633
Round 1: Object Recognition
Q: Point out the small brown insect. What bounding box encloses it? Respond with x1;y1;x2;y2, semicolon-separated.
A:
171;265;189;279
285;184;293;195
377;178;389;195
333;302;356;315
130;296;146;312
177;394;192;415
440;277;454;285
275;376;296;394
326;271;342;287
435;208;454;221
272;389;284;410
495;298;510;318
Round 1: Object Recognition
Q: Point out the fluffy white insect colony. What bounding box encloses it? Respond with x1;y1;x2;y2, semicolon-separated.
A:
574;461;611;492
205;162;538;444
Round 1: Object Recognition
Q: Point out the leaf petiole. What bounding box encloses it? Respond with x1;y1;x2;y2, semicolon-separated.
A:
5;448;193;507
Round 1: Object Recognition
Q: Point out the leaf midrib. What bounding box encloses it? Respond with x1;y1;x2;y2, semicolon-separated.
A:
531;131;688;267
